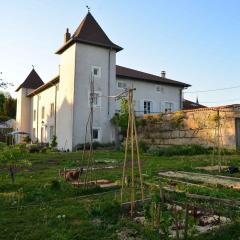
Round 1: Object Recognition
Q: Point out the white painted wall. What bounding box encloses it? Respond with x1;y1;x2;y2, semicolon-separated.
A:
72;43;116;148
56;44;76;150
115;78;182;115
16;88;34;143
31;85;56;143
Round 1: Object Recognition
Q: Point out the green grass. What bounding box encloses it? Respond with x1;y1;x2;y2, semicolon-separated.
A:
0;151;240;239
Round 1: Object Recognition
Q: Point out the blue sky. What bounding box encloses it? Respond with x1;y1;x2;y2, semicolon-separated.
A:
1;0;240;106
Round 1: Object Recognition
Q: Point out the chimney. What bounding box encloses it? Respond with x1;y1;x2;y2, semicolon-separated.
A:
64;28;71;43
161;71;166;78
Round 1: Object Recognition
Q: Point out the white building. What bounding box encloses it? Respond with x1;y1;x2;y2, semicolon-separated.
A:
16;12;190;150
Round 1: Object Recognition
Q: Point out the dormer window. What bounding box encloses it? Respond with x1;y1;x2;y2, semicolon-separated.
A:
92;66;101;78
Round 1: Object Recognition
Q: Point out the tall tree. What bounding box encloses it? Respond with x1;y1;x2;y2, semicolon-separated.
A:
3;96;16;119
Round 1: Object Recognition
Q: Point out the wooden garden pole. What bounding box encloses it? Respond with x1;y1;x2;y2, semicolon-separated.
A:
133;110;144;201
121;90;131;203
130;90;135;217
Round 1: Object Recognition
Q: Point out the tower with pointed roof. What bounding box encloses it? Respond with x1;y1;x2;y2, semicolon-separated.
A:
16;69;44;137
55;12;122;150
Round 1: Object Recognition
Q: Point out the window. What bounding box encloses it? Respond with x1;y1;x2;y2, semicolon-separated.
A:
117;81;127;89
89;91;101;107
50;103;54;117
92;128;101;142
144;101;152;114
92;66;101;78
156;85;164;93
41;107;45;119
165;102;174;113
33;110;36;121
50;126;54;139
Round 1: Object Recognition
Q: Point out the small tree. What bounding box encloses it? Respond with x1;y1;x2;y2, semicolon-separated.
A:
0;144;31;183
50;135;58;149
111;98;129;136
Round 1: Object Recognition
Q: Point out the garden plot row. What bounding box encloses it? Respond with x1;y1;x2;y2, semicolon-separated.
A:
158;171;240;189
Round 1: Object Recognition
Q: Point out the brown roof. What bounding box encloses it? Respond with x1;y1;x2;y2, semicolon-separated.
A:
183;99;206;110
27;76;59;97
27;65;190;97
16;69;44;91
116;65;190;88
56;13;122;54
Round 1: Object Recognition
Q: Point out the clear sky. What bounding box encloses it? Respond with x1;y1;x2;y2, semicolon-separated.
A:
1;0;240;106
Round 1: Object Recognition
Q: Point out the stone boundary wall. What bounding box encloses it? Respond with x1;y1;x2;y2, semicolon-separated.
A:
138;107;240;149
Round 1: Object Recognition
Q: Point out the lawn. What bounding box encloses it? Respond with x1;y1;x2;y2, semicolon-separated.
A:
0;150;240;239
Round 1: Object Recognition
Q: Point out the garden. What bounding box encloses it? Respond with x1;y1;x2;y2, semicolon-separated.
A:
0;143;240;240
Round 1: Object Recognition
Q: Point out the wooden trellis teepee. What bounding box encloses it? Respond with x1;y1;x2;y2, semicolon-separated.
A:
120;87;144;217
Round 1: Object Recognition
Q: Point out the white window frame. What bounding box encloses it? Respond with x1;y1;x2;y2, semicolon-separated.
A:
92;127;101;142
155;85;164;93
91;66;101;78
143;100;153;114
88;91;101;108
164;102;174;113
117;81;127;89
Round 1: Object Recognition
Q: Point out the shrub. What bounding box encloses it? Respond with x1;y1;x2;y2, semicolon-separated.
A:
74;142;115;151
27;144;41;153
147;144;211;156
170;112;186;129
50;135;58;149
23;135;31;144
49;180;61;190
139;140;149;153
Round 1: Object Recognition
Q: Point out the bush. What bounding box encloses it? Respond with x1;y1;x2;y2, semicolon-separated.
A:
147;144;211;156
139;140;149;153
89;200;121;223
74;142;115;151
50;136;58;148
27;144;41;153
23;135;31;144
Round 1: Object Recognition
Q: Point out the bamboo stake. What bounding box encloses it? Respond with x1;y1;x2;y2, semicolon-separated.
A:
130;90;135;217
133;112;144;200
121;91;131;203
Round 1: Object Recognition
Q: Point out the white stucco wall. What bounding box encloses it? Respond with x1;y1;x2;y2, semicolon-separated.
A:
72;43;116;148
56;44;76;150
115;78;182;115
16;88;34;143
31;85;56;143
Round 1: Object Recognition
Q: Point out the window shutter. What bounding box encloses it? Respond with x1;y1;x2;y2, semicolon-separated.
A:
139;100;144;115
152;101;158;113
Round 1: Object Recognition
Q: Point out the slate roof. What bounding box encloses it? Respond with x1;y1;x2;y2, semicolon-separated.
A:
27;76;59;97
56;13;122;54
116;65;191;88
16;69;44;91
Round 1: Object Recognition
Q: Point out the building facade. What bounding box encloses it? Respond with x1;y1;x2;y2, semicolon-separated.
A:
16;12;190;150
